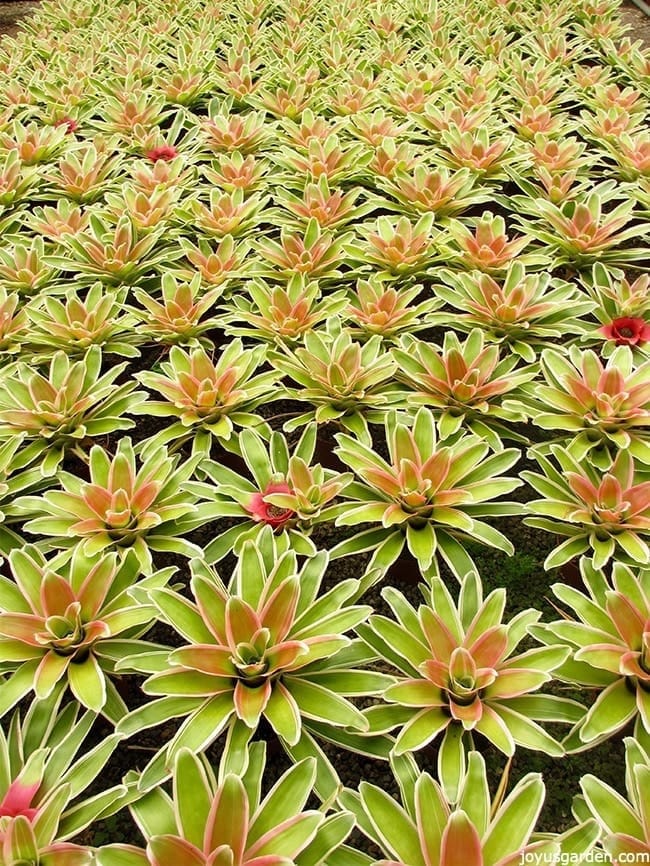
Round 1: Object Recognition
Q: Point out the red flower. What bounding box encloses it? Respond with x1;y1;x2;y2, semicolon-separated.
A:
54;116;78;133
0;779;39;821
245;482;295;528
146;145;178;162
600;316;650;346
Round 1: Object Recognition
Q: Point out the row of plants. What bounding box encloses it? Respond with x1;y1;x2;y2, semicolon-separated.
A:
0;0;649;862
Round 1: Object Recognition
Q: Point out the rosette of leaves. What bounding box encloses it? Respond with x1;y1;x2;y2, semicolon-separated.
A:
515;192;650;266
392;329;537;450
184;424;351;562
45;214;181;286
443;212;547;273
175;187;270;239
14;437;214;573
130;274;224;349
339;749;598;866
514;345;650;467
270;318;405;443
0;691;133;844
576;734;650;863
522;445;650;569
331;407;523;578
98;745;355;866
358;572;579;785
579;263;650;360
530;558;650;748
0;236;60;295
0;546;175;722
343;213;441;279
221;274;349;345
255;218;355;281
0;347;146;476
431;262;594;362
272;175;376;231
344;276;441;343
116;531;393;794
136;340;280;457
376;165;490;219
25;284;142;361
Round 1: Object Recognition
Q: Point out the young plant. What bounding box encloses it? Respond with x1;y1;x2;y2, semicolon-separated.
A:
0;547;173;721
0;348;145;475
378;165;489;219
517;346;650;466
184;424;351;561
222;274;348;344
332;407;523;578
271;319;404;442
517;193;650;266
136;340;279;456
392;329;536;449
346;213;440;278
25;284;141;361
345;276;440;342
340;749;596;866
524;446;650;570
358;571;577;765
433;263;594;362
445;212;545;273
531;557;650;748
130;273;224;348
255;218;353;281
98;745;354;866
47;215;178;286
15;438;211;573
115;532;392;791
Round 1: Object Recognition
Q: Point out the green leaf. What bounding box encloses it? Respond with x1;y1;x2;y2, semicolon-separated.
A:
482;773;545;866
249;758;316;845
173;749;213;848
359;783;426;866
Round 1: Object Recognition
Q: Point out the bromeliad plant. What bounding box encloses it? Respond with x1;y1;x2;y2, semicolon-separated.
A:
222;274;349;345
98;745;355;866
340;749;597;866
0;546;174;722
115;531;393;793
271;319;404;442
580;263;650;359
392;329;537;449
136;340;280;456
523;446;650;569
517;192;650;266
130;274;224;349
358;571;579;770
0;347;146;475
577;734;650;863
530;557;650;748
184;424;351;561
24;284;141;361
344;276;440;342
432;263;594;362
14;437;214;573
514;346;650;466
0;691;131;843
332;408;523;578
